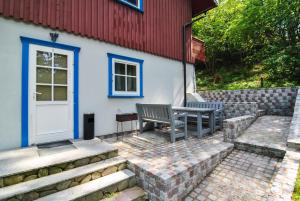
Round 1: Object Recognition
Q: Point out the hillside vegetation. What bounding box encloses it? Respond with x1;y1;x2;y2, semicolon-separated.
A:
193;0;300;91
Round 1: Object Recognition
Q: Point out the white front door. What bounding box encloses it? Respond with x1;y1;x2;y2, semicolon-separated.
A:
28;44;74;145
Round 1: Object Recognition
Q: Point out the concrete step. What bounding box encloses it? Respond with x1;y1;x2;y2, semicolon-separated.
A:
0;139;118;188
36;169;136;201
102;186;146;201
0;156;127;201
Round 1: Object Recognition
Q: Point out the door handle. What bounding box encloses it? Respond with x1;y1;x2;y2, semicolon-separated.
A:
34;92;42;95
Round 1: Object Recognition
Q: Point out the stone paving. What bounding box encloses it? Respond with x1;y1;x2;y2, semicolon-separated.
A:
103;115;299;200
235;116;291;154
185;150;282;201
105;131;234;201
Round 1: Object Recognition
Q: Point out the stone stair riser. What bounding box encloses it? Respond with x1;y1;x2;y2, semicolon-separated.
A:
0;150;118;188
234;142;285;158
73;177;137;201
4;161;126;201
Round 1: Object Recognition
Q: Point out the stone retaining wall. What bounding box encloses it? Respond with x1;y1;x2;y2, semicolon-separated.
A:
267;149;300;201
6;161;127;201
224;102;258;119
0;150;118;188
223;115;256;143
287;88;300;149
199;87;298;116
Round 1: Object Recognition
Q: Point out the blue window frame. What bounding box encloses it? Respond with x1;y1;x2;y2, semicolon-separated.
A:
117;0;144;13
107;53;144;98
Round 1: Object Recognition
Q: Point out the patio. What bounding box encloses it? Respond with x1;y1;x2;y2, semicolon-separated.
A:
0;87;298;201
105;131;234;200
104;115;296;201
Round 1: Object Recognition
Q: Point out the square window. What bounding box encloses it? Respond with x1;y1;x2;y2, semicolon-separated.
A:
127;77;137;91
127;65;136;76
125;0;138;6
115;75;126;91
115;63;126;75
117;0;143;12
108;53;143;98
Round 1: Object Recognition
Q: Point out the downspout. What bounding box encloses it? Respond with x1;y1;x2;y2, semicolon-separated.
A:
182;15;206;106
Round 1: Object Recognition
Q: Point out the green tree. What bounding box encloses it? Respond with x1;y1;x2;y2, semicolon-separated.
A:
193;0;300;85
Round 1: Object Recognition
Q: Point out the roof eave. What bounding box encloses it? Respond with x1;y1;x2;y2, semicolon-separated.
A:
192;0;219;17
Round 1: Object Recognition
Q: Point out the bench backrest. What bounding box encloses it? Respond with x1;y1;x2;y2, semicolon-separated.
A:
187;101;224;111
136;104;173;123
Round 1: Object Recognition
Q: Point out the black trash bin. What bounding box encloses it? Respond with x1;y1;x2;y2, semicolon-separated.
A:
84;114;94;140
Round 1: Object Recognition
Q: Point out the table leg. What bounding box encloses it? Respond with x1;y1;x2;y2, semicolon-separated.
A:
117;122;119;140
197;113;203;138
131;120;133;136
209;112;214;134
121;122;124;140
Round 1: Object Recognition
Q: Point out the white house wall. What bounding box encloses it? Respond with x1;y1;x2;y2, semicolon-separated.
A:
0;18;195;150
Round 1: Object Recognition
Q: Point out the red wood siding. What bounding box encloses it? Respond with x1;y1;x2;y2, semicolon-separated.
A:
192;37;206;63
0;0;213;63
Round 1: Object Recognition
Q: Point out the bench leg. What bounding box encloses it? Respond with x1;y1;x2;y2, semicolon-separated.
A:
170;126;176;143
139;119;143;134
184;116;188;139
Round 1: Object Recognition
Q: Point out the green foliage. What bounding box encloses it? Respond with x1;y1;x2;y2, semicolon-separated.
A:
193;0;300;89
293;167;300;201
196;65;297;91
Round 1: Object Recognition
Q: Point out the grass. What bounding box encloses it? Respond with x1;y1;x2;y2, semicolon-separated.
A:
293;167;300;201
196;64;297;91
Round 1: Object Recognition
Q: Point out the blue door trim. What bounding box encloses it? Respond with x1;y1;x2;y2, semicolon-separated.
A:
20;36;80;147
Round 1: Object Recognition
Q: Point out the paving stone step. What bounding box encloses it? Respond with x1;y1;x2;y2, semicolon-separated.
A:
0;140;118;188
101;186;146;201
36;169;135;201
0;156;127;201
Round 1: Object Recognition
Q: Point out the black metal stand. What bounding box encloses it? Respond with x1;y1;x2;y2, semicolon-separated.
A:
116;113;138;140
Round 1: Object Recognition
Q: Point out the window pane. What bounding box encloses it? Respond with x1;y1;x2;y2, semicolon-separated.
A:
37;67;52;84
126;0;138;6
127;65;136;76
115;62;126;75
127;77;137;92
54;86;67;101
115;76;126;91
54;53;68;68
36;85;52;101
37;51;52;66
54;69;67;84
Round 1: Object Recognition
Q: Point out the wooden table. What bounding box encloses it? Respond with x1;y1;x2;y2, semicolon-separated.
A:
172;107;215;138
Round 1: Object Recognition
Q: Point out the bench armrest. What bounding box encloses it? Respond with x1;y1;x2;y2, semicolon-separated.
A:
215;109;223;116
174;112;187;118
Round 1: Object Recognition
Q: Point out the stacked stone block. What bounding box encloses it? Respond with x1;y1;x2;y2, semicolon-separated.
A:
199;87;298;116
223;115;255;143
223;102;258;119
6;161;127;201
0;150;118;188
127;145;234;201
267;149;300;201
287;88;300;149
